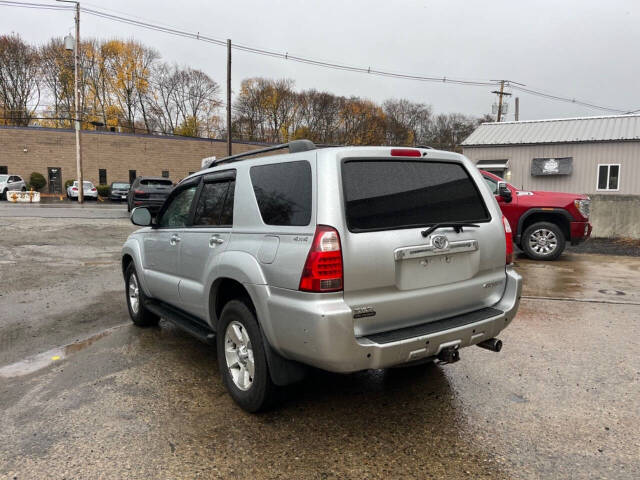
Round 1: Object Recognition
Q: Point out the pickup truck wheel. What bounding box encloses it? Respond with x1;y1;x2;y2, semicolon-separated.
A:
124;263;159;327
522;222;565;260
217;300;277;412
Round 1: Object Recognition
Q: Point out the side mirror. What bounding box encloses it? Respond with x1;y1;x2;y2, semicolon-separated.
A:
497;181;512;203
130;207;152;226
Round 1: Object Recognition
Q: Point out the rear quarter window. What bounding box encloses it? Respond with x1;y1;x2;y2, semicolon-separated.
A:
250;161;312;226
342;160;490;232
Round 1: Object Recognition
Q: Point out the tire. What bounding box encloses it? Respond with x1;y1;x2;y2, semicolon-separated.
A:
1;189;6;201
217;300;277;412
124;263;160;327
21;187;26;192
521;221;565;261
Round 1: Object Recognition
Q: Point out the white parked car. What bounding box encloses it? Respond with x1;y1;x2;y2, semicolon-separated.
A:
0;174;27;200
67;180;98;200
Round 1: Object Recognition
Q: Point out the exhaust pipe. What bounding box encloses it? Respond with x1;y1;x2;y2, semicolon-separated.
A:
477;338;502;352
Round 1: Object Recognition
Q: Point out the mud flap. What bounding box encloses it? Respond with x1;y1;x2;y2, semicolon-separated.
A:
261;331;308;386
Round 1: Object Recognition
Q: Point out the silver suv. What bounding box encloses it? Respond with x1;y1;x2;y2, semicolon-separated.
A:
122;141;522;412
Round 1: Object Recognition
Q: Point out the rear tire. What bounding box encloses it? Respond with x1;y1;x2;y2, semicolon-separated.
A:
1;189;6;201
217;300;277;412
522;221;565;260
124;263;160;327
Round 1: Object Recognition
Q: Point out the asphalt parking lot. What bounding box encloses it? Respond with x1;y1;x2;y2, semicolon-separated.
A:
1;214;639;479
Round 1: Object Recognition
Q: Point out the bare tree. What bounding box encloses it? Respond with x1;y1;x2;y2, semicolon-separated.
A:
0;34;41;125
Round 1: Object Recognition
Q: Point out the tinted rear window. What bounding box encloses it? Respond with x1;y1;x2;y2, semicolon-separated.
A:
342;160;489;232
250;161;312;226
140;179;172;186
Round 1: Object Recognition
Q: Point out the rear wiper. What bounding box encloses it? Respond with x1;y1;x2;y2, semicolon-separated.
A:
421;223;480;238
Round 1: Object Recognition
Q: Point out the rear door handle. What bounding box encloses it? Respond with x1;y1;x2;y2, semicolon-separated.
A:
209;235;224;247
170;234;181;245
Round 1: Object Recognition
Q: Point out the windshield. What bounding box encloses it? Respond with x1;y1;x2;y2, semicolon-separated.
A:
0;175;7;182
112;183;129;189
74;181;93;188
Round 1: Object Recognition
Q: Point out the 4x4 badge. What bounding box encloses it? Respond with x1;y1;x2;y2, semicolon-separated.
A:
431;234;449;250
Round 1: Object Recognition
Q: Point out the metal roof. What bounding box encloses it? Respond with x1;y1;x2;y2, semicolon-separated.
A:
461;114;640;146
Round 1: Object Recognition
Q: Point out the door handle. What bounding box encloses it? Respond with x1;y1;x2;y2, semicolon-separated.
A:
170;234;181;245
209;235;224;247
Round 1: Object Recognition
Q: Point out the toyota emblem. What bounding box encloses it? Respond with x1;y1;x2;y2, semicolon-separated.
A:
431;234;449;250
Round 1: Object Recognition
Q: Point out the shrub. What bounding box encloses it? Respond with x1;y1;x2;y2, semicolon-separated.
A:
96;184;110;197
29;172;46;191
64;179;75;190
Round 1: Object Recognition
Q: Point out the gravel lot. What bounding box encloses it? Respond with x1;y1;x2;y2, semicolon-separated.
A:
1;216;639;479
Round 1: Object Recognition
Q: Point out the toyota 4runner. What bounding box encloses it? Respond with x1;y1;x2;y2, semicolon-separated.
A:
122;141;522;412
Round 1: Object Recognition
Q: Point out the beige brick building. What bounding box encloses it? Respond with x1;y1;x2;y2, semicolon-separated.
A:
0;126;267;193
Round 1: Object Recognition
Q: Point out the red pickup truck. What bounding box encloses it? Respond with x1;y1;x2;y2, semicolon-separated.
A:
480;170;592;260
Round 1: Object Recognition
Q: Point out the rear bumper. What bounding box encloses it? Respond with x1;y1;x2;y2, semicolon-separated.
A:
570;221;592;245
254;267;522;373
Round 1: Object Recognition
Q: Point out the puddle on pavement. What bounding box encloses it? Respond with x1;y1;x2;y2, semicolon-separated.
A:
0;327;120;378
515;252;640;302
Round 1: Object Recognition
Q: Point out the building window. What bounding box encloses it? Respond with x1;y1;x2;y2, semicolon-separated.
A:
99;169;107;185
161;170;169;178
0;166;7;174
597;164;620;191
129;170;137;184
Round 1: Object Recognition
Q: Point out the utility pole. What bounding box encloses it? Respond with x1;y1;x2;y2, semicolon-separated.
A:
58;0;83;202
491;80;512;122
515;97;520;121
226;39;232;156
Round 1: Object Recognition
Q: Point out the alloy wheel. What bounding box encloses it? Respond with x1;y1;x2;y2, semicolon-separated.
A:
224;320;255;391
128;273;140;315
528;228;558;256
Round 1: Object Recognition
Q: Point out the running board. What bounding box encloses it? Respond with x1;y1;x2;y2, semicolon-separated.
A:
144;300;216;344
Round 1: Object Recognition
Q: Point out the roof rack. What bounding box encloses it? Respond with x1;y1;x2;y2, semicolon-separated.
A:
204;139;317;169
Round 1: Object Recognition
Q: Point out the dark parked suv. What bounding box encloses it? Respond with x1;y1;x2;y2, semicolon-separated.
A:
127;177;173;213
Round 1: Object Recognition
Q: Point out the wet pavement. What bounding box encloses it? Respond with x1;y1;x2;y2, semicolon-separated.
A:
1;217;639;479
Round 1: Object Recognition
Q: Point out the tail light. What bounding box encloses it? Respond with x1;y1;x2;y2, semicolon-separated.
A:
299;225;343;292
134;189;148;197
502;215;513;264
71;187;78;191
390;148;421;157
91;187;97;192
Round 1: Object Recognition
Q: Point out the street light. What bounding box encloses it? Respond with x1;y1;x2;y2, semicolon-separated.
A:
57;0;84;203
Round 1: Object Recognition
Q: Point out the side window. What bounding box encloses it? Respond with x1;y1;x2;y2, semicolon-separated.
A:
158;185;197;228
250;161;312;226
483;176;498;194
193;180;235;226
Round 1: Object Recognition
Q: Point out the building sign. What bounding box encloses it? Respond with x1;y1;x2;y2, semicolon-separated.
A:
531;157;572;176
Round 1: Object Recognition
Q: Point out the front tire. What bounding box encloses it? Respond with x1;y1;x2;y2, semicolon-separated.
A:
217;300;277;412
522;221;565;260
124;263;159;327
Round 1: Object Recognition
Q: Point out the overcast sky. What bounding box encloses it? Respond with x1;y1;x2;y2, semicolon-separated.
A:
2;0;639;120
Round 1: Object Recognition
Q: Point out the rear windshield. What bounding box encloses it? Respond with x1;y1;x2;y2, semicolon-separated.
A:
250;161;312;226
342;160;490;232
140;179;172;186
112;183;129;189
